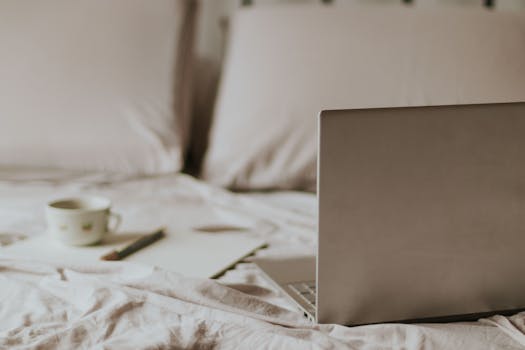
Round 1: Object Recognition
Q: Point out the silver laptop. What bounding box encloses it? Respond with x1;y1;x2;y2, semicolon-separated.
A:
255;102;525;325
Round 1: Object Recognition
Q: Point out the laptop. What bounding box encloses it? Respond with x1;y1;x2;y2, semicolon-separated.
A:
255;102;525;325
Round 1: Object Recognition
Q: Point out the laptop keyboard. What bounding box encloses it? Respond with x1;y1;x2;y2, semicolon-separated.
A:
287;281;316;315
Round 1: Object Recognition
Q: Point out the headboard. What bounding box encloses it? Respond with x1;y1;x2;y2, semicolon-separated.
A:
240;0;497;8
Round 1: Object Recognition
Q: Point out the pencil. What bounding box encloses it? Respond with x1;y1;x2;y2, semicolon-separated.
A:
101;228;165;261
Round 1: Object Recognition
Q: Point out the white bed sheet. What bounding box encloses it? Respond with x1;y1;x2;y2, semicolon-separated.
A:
0;169;524;349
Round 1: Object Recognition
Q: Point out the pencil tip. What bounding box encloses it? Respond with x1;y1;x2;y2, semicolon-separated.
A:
100;251;119;261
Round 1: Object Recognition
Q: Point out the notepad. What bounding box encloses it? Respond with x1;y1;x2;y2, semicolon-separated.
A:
0;230;266;279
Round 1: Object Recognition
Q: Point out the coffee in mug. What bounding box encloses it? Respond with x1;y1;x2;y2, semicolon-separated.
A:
46;196;121;246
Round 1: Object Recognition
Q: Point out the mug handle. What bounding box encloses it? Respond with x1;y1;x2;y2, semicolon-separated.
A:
108;212;122;233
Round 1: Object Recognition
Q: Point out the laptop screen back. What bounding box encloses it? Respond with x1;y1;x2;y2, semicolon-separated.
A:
317;102;525;325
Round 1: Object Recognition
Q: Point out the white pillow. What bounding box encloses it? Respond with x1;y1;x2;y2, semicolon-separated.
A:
202;6;525;191
0;0;195;174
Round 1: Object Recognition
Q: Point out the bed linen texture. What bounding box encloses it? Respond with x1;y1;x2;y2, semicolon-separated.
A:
0;170;524;349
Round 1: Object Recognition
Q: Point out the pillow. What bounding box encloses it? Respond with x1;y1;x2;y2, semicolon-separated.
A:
202;5;525;191
0;0;196;174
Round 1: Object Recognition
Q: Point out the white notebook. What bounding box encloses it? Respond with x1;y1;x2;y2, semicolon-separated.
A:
0;230;266;279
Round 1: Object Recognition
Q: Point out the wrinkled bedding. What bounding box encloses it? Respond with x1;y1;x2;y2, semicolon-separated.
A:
0;170;524;349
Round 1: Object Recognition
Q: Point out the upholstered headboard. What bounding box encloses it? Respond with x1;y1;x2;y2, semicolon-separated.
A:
242;0;495;6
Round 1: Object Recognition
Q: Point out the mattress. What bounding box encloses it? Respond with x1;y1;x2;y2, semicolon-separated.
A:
0;169;524;349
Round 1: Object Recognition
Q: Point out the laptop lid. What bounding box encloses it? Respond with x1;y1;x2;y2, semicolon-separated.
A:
317;102;525;325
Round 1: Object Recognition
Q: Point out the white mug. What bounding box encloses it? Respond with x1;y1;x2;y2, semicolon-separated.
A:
46;196;121;246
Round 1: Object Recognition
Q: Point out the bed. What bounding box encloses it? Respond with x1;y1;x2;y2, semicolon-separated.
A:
1;0;525;349
1;169;525;349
